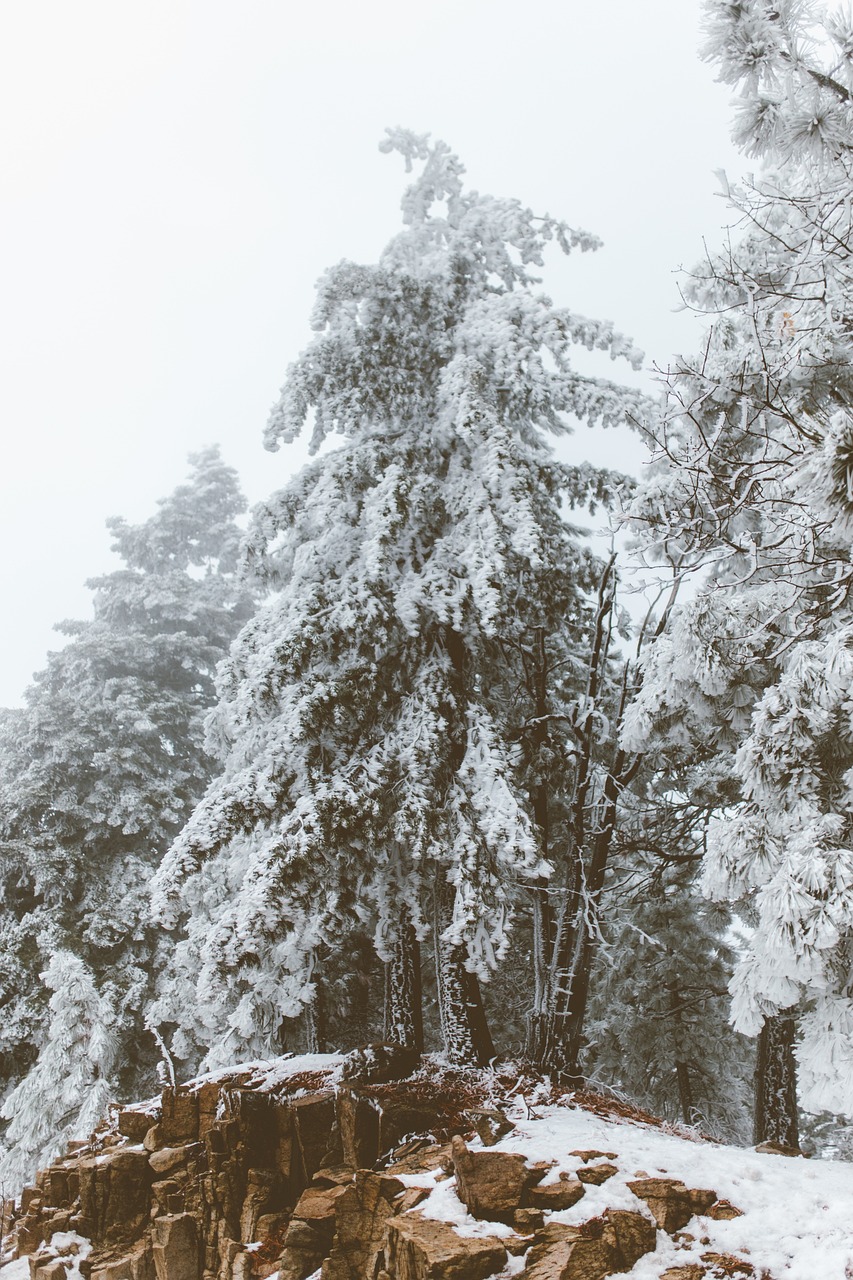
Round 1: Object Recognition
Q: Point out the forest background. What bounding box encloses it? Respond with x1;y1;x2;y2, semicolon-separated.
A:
4;0;853;1193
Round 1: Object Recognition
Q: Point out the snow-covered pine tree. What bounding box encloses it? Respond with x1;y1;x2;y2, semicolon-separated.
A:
153;131;646;1069
625;0;853;1128
0;448;254;1148
0;952;116;1190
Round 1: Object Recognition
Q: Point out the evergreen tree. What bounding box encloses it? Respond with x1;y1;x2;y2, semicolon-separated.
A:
153;132;645;1068
0;952;116;1191
0;448;254;1158
625;0;853;1124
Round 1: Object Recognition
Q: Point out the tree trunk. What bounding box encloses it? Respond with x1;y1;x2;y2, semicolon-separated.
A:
434;877;495;1066
755;1013;799;1148
383;904;424;1052
676;1060;695;1127
526;627;555;1062
304;952;328;1054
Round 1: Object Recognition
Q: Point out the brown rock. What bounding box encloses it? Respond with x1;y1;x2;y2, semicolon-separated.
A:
148;1147;196;1178
45;1168;74;1208
451;1136;534;1222
158;1089;199;1146
255;1211;290;1243
513;1207;544;1233
336;1088;381;1172
150;1180;180;1212
660;1268;705;1280
320;1169;403;1280
195;1082;222;1140
394;1187;431;1214
291;1183;350;1238
117;1111;158;1144
522;1211;655;1280
384;1143;453;1179
687;1188;718;1216
569;1150;618;1163
627;1178;715;1234
466;1109;514;1147
279;1219;328;1280
77;1149;152;1246
603;1209;657;1270
152;1214;198;1280
529;1179;585;1211
86;1235;156;1280
523;1230;614;1280
143;1127;162;1154
706;1199;744;1221
754;1140;801;1157
240;1168;279;1244
340;1043;420;1084
30;1261;69;1280
312;1165;356;1188
291;1093;337;1185
700;1252;755;1276
576;1163;617;1186
385;1213;507;1280
378;1102;447;1157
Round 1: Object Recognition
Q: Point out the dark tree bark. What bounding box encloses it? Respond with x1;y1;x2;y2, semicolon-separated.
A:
429;624;496;1066
384;904;424;1053
434;876;495;1066
304;952;328;1054
755;1013;799;1148
676;1060;695;1126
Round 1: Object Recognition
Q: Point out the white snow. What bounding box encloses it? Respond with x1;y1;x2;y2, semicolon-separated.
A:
393;1097;853;1278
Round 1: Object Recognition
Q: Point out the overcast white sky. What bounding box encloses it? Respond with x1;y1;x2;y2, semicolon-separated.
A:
0;0;745;708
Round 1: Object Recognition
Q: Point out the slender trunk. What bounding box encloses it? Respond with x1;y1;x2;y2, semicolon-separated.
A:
434;876;495;1066
383;904;424;1053
755;1013;799;1148
546;754;633;1082
527;627;555;1060
304;977;327;1055
676;1061;695;1127
432;624;495;1065
666;974;695;1127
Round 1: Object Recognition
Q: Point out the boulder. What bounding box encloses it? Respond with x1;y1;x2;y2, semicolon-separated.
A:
569;1151;618;1163
576;1163;617;1186
117;1110;159;1145
339;1043;420;1085
660;1269;706;1280
754;1140;801;1157
291;1093;337;1185
529;1179;584;1211
513;1208;544;1234
158;1090;199;1147
77;1148;152;1246
89;1237;154;1280
465;1110;514;1148
626;1178;716;1234
148;1147;196;1178
385;1213;508;1280
603;1209;657;1270
521;1210;656;1280
451;1136;542;1222
239;1168;279;1244
706;1199;744;1221
151;1214;198;1280
700;1252;755;1276
320;1170;404;1280
336;1089;381;1172
384;1143;451;1178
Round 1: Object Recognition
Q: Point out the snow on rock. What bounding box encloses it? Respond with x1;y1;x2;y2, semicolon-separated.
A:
385;1094;853;1278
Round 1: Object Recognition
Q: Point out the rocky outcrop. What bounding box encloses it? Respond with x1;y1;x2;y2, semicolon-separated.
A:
10;1054;752;1280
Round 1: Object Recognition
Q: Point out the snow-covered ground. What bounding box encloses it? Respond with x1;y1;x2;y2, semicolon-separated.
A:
395;1096;853;1279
